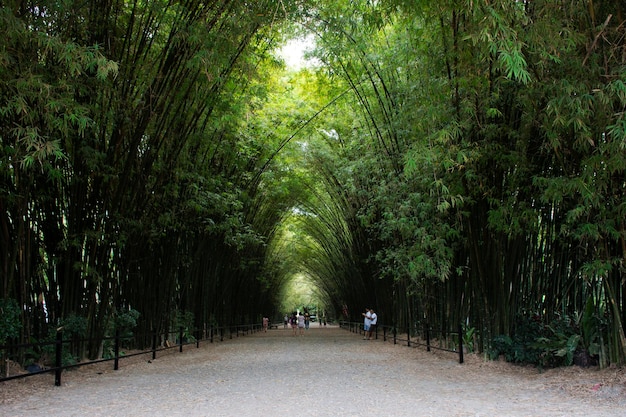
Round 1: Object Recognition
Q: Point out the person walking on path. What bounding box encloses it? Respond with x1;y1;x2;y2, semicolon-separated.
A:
284;314;288;329
367;309;377;340
361;308;371;340
304;312;310;330
263;317;269;332
297;313;305;335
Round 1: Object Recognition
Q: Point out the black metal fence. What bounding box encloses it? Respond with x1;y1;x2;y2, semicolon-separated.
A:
0;323;262;386
2;321;463;388
339;321;465;364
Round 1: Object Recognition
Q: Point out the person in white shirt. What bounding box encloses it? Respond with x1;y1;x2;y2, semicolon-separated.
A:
367;308;378;340
361;308;371;340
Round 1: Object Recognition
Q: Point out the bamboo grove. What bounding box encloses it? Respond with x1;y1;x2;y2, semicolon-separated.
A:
1;0;311;359
2;0;626;369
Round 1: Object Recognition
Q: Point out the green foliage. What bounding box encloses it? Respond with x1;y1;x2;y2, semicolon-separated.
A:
0;298;22;345
462;326;476;353
577;296;605;360
39;315;88;367
532;330;580;368
488;315;544;364
173;311;195;343
488;334;514;361
115;309;140;333
488;314;599;368
3;0;626;370
102;309;141;358
59;314;88;339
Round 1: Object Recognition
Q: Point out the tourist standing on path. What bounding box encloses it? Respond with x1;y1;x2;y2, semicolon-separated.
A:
367;309;377;340
297;313;305;335
291;312;298;336
304;312;310;330
263;316;269;332
284;314;288;329
361;308;371;340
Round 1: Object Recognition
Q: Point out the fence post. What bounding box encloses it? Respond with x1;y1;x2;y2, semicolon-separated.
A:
114;329;120;370
152;329;157;360
425;323;431;352
458;324;464;364
179;327;184;353
55;329;62;386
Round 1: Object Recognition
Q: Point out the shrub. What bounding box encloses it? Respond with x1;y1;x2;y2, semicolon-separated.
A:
40;314;88;366
103;308;141;358
60;314;88;339
174;310;195;343
0;298;22;345
488;314;580;367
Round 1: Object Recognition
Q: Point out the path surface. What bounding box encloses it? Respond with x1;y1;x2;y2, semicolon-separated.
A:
1;325;625;416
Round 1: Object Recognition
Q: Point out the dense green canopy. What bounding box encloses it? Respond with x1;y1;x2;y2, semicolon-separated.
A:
2;0;626;368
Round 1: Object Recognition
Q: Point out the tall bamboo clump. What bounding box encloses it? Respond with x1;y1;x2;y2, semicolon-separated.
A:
300;0;626;365
393;0;626;364
0;0;308;358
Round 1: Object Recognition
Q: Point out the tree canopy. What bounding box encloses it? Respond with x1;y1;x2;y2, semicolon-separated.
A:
2;0;626;368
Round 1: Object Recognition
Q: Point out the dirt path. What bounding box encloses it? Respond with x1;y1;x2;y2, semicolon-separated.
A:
1;326;625;416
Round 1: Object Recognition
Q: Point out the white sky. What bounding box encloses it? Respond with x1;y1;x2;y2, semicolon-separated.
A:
278;34;317;70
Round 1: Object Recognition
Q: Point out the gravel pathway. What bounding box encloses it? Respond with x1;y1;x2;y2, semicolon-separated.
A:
1;325;624;416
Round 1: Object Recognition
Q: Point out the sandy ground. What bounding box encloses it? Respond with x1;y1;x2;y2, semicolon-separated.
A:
1;325;625;416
